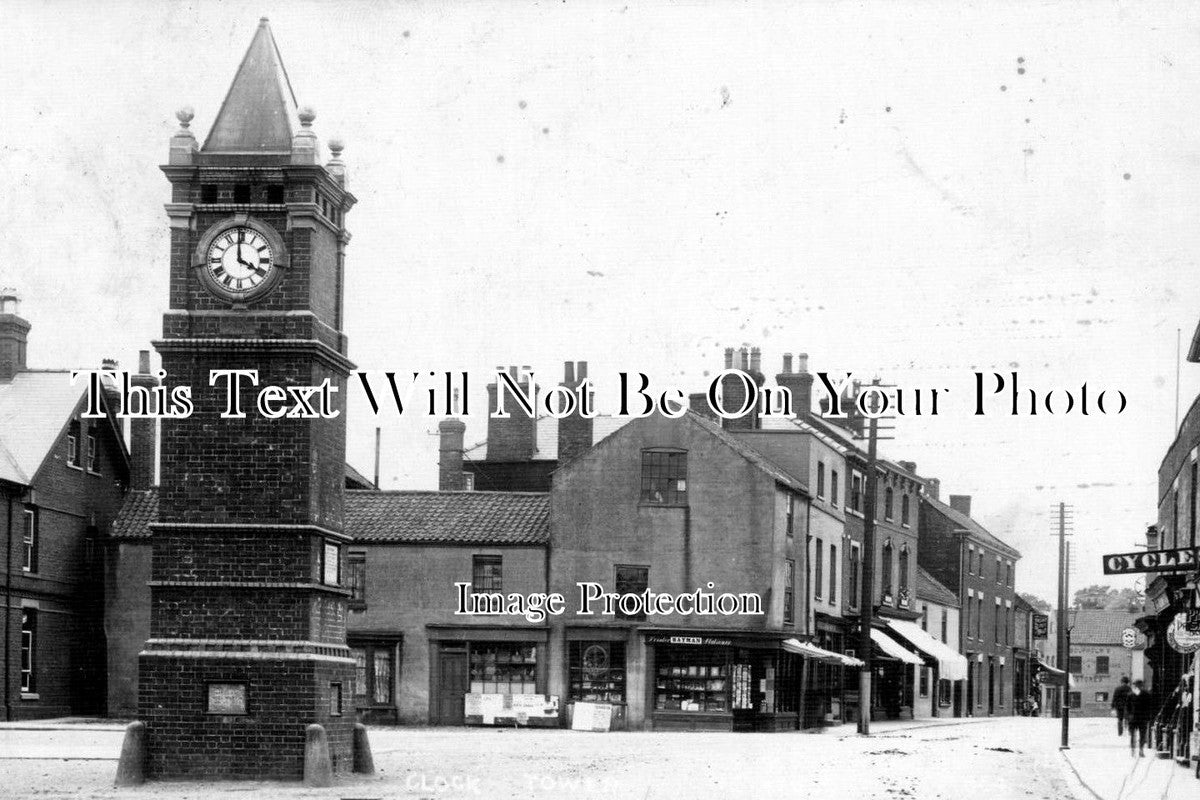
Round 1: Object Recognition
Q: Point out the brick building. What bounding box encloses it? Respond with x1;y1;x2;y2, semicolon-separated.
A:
1066;609;1145;717
0;293;131;720
914;565;966;717
919;489;1022;716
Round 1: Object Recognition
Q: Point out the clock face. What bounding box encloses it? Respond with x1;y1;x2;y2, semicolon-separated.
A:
205;226;274;297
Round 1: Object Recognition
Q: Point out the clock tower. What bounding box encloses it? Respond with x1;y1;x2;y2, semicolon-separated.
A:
138;19;357;779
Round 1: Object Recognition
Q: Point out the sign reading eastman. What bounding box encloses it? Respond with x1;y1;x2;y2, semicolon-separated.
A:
1101;547;1200;575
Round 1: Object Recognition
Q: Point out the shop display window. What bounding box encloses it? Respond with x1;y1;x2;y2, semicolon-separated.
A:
469;643;538;695
654;646;730;712
568;641;626;704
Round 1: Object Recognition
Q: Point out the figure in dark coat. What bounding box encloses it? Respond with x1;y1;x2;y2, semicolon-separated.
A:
1126;679;1155;757
1111;676;1131;735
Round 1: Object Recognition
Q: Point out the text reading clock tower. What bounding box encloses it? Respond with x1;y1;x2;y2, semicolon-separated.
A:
139;19;357;779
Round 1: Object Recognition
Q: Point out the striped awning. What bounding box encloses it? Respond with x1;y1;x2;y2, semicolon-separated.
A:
782;638;864;667
870;628;924;666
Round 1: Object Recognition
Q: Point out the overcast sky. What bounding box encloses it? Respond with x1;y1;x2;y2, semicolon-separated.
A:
3;1;1198;603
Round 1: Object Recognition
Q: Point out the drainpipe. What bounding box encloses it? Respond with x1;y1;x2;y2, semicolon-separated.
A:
3;489;13;721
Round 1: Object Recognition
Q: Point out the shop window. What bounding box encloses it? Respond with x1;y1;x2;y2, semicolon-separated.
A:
87;432;99;472
901;494;910;526
568;641;626;704
1068;656;1082;674
1095;655;1109;675
640;449;687;505
816;462;825;499
347;552;366;608
784;559;795;625
919;667;930;698
1068;691;1081;709
615;565;649;621
472;555;502;592
938;678;952;706
351;643;395;705
813;543;823;601
847;544;860;608
775;652;800;714
654;645;729;713
884;487;894;520
20;609;36;693
469;643;537;695
831;470;840;507
829;544;837;604
22;509;37;573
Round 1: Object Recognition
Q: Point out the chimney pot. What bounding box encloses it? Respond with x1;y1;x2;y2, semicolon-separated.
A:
563;360;575;385
749;347;761;374
782;353;793;374
438;417;468;491
577;361;588;379
138;350;151;374
724;347;734;369
739;347;749;370
797;353;809;374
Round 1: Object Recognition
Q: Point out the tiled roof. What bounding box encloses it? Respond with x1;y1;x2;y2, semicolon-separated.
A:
346;490;549;544
464;415;629;462
110;489;158;540
1071;609;1144;646
922;494;1021;559
916;566;959;607
0;370;90;484
683;413;807;492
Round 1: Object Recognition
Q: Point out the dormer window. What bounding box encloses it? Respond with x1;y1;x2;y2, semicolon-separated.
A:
641;449;687;505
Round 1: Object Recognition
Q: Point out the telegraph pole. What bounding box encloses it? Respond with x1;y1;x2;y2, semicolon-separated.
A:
856;379;893;736
1055;502;1073;749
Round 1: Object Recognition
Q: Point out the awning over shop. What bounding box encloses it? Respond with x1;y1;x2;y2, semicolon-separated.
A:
885;619;968;681
870;628;923;666
1034;659;1076;688
782;638;864;667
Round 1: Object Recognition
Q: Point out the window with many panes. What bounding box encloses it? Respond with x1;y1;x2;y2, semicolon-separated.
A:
1095;655;1109;675
813;543;823;600
67;419;80;467
351;643;395;705
641;449;687;505
347;552;367;608
21;509;36;573
20;609;36;693
784;559;796;624
1068;655;1082;674
470;643;537;695
615;565;649;620
569;641;626;703
473;555;502;592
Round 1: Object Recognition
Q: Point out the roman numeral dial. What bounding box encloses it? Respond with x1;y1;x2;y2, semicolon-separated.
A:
203;225;275;300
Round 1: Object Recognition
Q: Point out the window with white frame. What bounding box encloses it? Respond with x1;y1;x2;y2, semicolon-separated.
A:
21;509;36;573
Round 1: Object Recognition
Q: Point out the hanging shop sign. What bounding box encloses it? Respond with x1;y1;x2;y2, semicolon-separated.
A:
1166;613;1200;654
1102;547;1200;576
1032;613;1049;639
1121;628;1138;649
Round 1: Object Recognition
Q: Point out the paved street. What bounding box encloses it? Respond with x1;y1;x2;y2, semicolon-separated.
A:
3;716;1193;799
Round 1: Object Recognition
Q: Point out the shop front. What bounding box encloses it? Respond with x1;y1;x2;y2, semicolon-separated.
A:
883;619;968;719
869;627;922;720
427;626;550;726
643;631;800;732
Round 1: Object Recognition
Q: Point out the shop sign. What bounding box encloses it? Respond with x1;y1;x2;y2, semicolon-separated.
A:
1102;547;1200;576
1187;607;1200;633
1121;628;1137;649
1166;613;1200;654
646;635;733;647
464;693;559;726
1032;614;1049;639
571;702;613;732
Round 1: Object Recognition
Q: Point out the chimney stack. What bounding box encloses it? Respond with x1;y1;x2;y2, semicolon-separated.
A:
0;289;30;382
129;350;159;490
897;460;917;475
557;360;593;464
438;417;468;491
775;351;815;418
720;345;761;431
949;494;971;517
1145;524;1159;551
485;365;538;461
925;477;940;501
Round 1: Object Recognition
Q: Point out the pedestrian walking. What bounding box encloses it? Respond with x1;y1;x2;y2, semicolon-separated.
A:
1126;679;1154;757
1111;676;1131;736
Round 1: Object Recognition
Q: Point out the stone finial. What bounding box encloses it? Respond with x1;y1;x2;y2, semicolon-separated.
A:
291;105;319;165
169;105;198;165
326;136;347;186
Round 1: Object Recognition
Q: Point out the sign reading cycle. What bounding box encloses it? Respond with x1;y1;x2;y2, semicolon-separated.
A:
1102;546;1200;575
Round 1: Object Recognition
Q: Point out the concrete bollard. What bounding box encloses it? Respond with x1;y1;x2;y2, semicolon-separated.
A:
303;723;334;787
353;722;375;774
113;720;146;786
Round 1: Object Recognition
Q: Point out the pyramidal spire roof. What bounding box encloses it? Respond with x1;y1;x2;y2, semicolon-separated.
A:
202;18;301;154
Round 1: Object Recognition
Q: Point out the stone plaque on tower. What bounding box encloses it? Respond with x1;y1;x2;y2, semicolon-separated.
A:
136;18;358;779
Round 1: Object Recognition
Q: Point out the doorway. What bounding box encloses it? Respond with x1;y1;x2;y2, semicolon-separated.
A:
436;650;468;725
987;658;995;715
